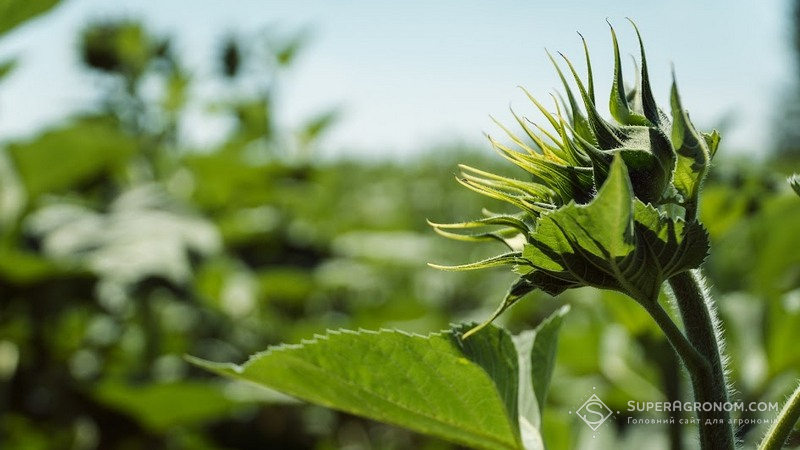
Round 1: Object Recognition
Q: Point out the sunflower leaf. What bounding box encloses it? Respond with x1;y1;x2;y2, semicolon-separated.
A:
189;324;538;450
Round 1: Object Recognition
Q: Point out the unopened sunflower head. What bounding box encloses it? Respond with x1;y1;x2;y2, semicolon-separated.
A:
430;21;717;337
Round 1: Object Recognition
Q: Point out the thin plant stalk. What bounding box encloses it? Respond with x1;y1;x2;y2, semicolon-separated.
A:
758;381;800;450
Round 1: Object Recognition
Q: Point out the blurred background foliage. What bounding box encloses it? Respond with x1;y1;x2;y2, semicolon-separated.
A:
1;2;800;450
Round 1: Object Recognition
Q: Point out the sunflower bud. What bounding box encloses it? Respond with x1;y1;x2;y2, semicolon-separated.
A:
430;21;715;334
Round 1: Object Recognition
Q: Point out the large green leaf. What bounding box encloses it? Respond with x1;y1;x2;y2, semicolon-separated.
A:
190;323;541;450
6;119;136;199
183;153;279;211
520;155;707;304
0;0;62;38
93;381;249;432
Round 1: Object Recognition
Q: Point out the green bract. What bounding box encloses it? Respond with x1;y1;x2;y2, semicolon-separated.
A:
430;22;716;335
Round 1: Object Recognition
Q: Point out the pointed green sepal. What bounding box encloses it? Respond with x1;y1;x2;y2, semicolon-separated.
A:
559;52;626;150
628;19;661;125
428;252;529;272
670;76;711;220
546;51;596;147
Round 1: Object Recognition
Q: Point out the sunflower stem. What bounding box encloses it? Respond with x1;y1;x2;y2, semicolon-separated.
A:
757;380;800;450
668;270;734;450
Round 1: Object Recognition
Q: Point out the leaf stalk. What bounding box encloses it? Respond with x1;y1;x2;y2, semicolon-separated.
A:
757;381;800;450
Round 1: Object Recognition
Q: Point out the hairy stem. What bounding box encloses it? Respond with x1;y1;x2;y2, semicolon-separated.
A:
757;381;800;450
642;300;709;380
669;270;734;450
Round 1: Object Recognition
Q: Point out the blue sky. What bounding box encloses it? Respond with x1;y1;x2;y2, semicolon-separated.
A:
0;0;793;158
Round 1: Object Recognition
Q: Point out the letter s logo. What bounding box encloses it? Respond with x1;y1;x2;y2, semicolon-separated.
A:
578;401;606;425
576;394;612;430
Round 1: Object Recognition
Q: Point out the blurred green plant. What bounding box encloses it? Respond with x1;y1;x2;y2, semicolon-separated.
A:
0;10;517;449
0;0;61;37
0;0;63;103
